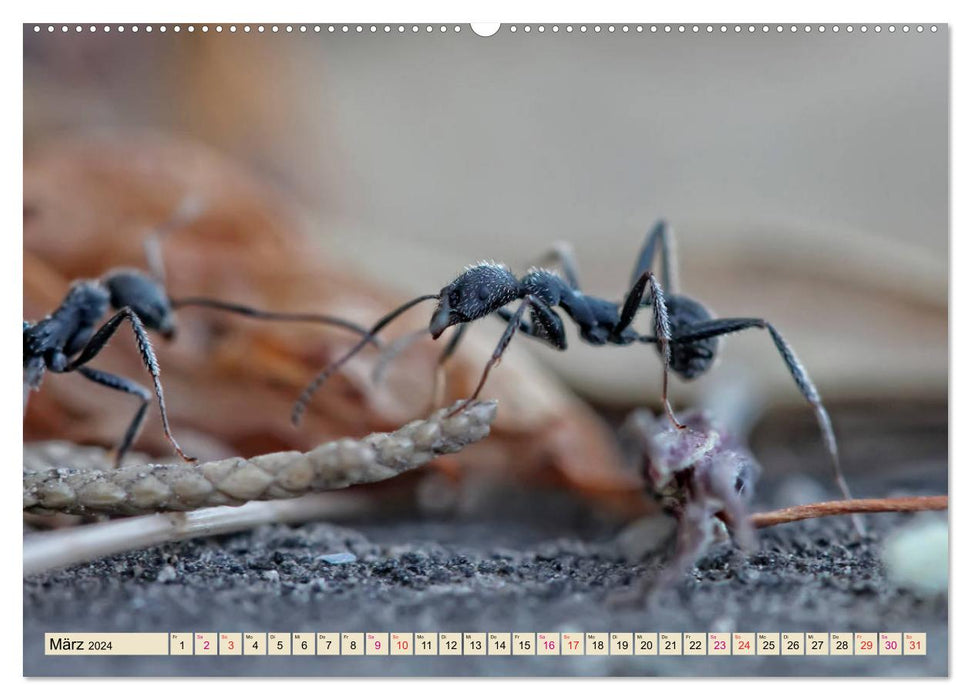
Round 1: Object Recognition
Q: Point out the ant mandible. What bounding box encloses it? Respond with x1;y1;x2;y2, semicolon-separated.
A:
291;220;852;504
24;197;377;467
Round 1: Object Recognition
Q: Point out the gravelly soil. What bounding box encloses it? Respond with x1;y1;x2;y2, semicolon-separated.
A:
24;473;947;677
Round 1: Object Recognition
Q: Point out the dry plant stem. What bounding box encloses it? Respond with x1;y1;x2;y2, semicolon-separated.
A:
24;400;497;516
750;495;947;529
24;493;375;576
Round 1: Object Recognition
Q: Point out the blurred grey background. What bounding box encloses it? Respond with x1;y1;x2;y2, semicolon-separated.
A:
24;24;948;407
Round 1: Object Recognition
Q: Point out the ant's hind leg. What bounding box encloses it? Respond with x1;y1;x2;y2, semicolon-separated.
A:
631;219;677;293
76;367;151;468
66;307;195;463
672;317;861;532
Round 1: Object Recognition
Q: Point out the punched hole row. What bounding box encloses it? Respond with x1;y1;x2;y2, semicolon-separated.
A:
31;24;940;35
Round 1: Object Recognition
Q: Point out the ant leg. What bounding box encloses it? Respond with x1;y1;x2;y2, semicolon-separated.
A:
170;296;379;344
673;317;860;530
448;295;562;417
447;301;531;417
75;367;151;468
496;308;535;333
614;271;682;429
429;324;469;409
526;241;581;289
631;219;677;293
366;323;468;408
497;305;567;349
65;307;195;463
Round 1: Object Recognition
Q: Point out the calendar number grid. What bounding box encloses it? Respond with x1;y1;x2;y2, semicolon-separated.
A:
44;632;927;657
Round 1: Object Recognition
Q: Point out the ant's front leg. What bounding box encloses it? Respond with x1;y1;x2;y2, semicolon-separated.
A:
614;271;683;429
428;323;469;410
65;307;194;463
448;296;565;417
496;305;567;349
425;306;561;411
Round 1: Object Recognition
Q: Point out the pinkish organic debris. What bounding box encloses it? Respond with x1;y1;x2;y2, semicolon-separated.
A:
623;408;761;587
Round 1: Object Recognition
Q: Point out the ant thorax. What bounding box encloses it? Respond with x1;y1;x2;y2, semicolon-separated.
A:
521;267;569;304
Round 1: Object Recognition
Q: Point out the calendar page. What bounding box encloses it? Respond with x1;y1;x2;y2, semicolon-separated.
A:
22;18;948;679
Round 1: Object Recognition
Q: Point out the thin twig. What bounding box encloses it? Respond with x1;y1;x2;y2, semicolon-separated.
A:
750;495;947;529
23;493;375;576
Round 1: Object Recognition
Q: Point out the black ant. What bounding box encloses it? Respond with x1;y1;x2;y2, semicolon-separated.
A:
23;198;377;467
291;220;853;506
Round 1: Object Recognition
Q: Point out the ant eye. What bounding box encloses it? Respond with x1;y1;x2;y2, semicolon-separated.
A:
477;285;490;301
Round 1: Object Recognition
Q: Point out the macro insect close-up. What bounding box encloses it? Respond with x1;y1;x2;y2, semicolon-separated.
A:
22;21;948;680
292;219;854;513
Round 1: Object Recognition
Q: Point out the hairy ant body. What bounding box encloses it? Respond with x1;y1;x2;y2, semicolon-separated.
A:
24;198;375;467
292;220;852;505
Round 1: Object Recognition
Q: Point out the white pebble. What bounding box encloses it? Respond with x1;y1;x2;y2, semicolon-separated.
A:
156;565;177;583
883;516;948;597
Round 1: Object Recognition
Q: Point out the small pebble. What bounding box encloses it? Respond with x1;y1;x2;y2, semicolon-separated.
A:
156;565;177;583
882;515;948;597
318;552;357;565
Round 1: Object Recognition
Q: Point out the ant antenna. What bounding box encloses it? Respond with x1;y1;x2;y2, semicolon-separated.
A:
170;296;379;342
291;293;440;425
143;195;207;283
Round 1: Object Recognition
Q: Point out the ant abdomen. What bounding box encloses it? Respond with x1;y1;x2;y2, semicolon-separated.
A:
663;295;717;379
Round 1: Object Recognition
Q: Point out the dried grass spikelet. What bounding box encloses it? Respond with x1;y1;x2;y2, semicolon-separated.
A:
24;400;497;516
23;133;645;516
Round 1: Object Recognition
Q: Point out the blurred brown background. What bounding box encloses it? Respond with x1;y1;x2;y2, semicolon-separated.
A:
23;25;948;506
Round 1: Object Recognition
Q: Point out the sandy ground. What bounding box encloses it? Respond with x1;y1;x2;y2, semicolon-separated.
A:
24;467;947;677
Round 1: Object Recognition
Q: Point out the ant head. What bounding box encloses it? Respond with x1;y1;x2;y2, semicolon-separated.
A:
102;269;177;339
429;263;521;338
